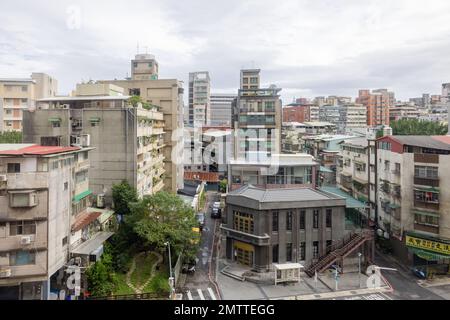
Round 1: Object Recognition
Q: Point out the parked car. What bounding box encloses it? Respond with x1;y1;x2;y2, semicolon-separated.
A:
196;213;205;231
411;267;427;279
211;207;222;219
212;202;221;209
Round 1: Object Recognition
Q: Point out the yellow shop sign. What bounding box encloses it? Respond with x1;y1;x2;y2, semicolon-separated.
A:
405;235;450;256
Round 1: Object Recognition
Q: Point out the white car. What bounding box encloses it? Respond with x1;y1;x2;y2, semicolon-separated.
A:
212;202;221;208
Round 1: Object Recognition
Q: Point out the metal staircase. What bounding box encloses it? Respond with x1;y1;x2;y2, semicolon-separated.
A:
305;230;374;277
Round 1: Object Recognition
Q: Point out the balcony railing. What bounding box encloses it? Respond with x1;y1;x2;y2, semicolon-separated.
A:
414;223;439;234
414;200;439;211
414;153;439;164
414;176;439;187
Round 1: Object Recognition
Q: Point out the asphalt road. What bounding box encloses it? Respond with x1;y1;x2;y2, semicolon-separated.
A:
374;250;445;300
183;192;221;297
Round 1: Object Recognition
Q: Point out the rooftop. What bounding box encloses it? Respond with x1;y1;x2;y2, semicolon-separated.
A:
0;144;81;156
228;185;343;203
37;95;131;102
0;78;35;83
382;136;450;151
303;122;336;127
340;137;368;148
230;153;317;166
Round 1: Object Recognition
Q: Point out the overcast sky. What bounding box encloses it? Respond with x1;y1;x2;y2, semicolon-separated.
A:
1;0;450;103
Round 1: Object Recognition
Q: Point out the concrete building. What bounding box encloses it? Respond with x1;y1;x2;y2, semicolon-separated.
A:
188;72;211;126
98;55;184;193
23;84;166;205
442;83;450;103
376;135;450;268
356;89;393;127
389;103;421;122
131;54;159;80
318;103;366;134
228;153;318;191
232;69;282;162
210;93;235;126
222;185;346;271
0;144;113;300
0;74;57;132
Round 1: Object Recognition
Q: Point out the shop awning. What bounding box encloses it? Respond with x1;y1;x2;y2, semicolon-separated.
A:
70;231;114;255
48;117;61;122
320;187;366;209
414;186;440;193
319;166;334;173
409;247;449;261
89;117;101;122
73;189;93;202
389;203;401;209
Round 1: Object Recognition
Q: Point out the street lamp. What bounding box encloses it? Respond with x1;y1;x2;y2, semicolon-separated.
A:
357;252;362;288
164;241;175;299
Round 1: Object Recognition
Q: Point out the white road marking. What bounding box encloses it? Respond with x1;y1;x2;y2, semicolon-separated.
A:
197;289;205;300
187;290;193;300
207;287;217;300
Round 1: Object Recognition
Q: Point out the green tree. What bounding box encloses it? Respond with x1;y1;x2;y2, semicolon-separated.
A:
85;252;116;297
112;180;138;216
0;131;22;143
391;119;448;135
128;192;199;261
128;95;142;107
219;179;228;193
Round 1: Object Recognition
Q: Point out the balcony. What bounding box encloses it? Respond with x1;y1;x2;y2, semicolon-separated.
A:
414;223;439;234
221;225;270;246
414;153;439;164
414;176;439;187
414;200;439;211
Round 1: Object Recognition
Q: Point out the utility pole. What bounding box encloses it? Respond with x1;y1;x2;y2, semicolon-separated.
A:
358;252;362;288
165;241;175;300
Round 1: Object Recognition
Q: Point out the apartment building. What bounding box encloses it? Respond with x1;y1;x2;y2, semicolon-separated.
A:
318;103;367;134
188;72;211;126
0;144;102;300
232;69;282;162
210;93;235;126
389;103;421;121
222;185;346;271
282;103;319;123
23;84;166;205
0;74;57;132
376;135;450;267
131;54;159;80
356;89;393;127
228;153;319;191
336;138;376;226
98;54;184;193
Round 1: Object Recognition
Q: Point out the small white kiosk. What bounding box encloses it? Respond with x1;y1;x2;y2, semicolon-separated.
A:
273;263;304;285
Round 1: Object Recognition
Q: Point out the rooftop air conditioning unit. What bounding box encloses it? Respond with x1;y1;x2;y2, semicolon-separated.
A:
0;269;12;278
20;236;33;245
0;175;7;182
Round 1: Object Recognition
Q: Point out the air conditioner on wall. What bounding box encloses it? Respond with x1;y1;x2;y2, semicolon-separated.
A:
20;236;33;245
0;269;12;278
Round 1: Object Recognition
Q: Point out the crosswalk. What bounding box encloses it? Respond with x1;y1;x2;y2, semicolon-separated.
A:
335;293;392;300
184;288;218;300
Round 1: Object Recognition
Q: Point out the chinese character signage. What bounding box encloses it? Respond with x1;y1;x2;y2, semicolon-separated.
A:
405;235;450;256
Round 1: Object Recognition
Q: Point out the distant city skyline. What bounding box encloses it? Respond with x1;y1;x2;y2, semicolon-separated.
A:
1;0;450;103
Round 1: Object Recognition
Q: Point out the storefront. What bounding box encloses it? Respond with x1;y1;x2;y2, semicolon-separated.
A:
405;233;450;277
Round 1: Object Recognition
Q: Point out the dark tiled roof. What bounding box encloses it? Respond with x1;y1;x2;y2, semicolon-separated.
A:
390;136;450;151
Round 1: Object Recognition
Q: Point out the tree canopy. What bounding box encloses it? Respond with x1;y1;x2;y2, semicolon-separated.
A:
0;131;22;143
112;181;138;216
391;119;448;136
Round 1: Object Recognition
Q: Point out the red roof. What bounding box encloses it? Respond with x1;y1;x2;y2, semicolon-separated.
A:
0;145;80;156
184;171;220;183
71;210;102;232
431;135;450;145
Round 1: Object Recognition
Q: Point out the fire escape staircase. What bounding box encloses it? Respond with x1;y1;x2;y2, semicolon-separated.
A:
304;230;374;277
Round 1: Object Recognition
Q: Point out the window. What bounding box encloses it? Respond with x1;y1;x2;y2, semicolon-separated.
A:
395;163;401;173
326;240;333;254
272;245;279;263
9;221;36;236
64;182;68;191
21;86;28;92
299;242;306;260
7;163;20;173
10;251;36;266
286;243;293;262
10;193;36;208
313;241;319;259
243;78;249;84
415;166;438;179
299;210;306;230
250;77;258;84
384;160;390;171
414;213;439;227
326;209;332;228
233;211;254;234
133;62;138;68
52;121;60;128
62;236;68;246
414;190;439;203
313;210;319;229
272;211;279;232
286;211;292;231
148;62;153;67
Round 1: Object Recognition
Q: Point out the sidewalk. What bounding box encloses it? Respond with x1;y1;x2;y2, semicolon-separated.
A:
418;276;450;288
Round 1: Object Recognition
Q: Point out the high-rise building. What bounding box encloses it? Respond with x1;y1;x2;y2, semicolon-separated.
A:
131;54;159;80
98;54;184;193
319;103;367;134
442;83;450;103
210;93;235;126
356;89;392;127
232;69;282;162
23;83;166;205
188;72;211;126
0;73;57;132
